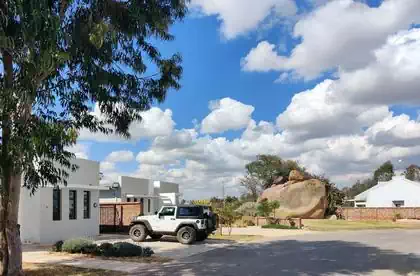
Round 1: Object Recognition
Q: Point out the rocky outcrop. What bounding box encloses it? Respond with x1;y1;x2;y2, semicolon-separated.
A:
258;171;327;219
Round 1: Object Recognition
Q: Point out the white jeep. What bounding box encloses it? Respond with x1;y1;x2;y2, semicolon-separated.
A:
129;205;217;244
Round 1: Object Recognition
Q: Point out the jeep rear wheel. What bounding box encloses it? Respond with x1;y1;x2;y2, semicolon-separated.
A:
177;226;196;245
129;224;148;242
196;232;208;242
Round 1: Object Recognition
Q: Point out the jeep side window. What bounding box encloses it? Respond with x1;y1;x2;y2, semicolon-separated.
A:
178;207;200;217
160;207;175;216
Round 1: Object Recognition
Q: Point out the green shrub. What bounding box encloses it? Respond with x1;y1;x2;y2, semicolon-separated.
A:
81;243;100;255
262;224;298;230
112;242;143;257
52;240;63;252
98;242;116;257
62;238;94;254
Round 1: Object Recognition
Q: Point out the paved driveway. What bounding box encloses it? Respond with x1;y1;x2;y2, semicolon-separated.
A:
138;230;420;276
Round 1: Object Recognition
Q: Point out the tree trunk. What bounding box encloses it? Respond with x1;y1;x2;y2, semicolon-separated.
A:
6;175;22;276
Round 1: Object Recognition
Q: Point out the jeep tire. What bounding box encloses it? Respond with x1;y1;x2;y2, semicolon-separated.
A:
129;224;148;242
150;234;163;240
196;231;208;242
177;226;196;245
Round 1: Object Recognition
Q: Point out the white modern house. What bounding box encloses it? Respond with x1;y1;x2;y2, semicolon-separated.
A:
353;176;420;208
99;176;180;215
19;158;101;244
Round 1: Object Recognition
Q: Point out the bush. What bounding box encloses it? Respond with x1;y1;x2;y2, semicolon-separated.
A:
393;213;402;222
112;242;143;257
262;224;298;230
52;240;63;252
81;244;100;255
98;242;116;257
62;238;94;254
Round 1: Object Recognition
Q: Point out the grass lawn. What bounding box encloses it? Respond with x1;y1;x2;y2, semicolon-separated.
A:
23;263;126;276
303;219;420;231
209;234;264;242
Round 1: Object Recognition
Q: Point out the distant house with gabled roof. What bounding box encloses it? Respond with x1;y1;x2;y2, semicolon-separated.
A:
353;175;420;208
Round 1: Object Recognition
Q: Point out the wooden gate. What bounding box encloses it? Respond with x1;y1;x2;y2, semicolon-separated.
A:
100;203;143;233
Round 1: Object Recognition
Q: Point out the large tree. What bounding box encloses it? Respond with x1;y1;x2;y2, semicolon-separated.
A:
405;164;420;182
373;161;394;181
245;155;302;189
0;1;187;274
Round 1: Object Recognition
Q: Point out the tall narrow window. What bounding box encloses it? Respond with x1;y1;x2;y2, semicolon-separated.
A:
127;197;131;202
133;198;138;202
148;199;151;213
83;191;91;219
53;189;61;221
69;190;77;220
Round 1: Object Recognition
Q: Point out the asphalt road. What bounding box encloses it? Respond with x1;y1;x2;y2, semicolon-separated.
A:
139;230;420;276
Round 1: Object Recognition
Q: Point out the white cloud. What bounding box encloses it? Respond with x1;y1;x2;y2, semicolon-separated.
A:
100;161;116;172
241;41;288;72
190;0;297;39
201;98;255;134
105;151;134;163
366;113;420;147
66;143;90;159
276;80;390;141
78;105;175;142
335;28;420;106
242;0;420;79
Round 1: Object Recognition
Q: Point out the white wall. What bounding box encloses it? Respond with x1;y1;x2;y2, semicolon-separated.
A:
38;187;100;244
366;177;420;207
19;189;41;244
19;158;101;244
65;158;100;187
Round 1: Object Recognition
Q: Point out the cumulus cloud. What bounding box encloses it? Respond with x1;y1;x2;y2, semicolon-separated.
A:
201;98;255;134
78;105;175;142
366;113;420;147
66;143;90;159
105;151;134;163
241;0;420;79
276;80;390;141
190;0;297;39
335;28;420;106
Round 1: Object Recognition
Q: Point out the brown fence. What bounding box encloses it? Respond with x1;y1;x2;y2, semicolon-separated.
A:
342;207;420;221
100;203;143;233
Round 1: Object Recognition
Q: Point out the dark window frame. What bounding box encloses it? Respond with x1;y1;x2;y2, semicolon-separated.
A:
147;199;151;213
53;188;61;221
69;190;77;220
83;191;91;219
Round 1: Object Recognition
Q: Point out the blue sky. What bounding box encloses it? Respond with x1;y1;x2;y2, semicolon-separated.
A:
74;0;420;199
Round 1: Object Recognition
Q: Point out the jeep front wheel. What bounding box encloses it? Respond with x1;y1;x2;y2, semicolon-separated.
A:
129;224;148;242
177;226;196;245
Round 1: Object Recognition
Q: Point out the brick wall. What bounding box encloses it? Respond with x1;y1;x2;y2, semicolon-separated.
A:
343;207;420;221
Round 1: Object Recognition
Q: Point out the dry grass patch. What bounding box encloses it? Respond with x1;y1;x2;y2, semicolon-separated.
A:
303;219;420;231
23;263;126;276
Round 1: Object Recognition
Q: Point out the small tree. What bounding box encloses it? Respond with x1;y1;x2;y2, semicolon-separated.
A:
256;199;279;220
235;202;257;217
215;203;242;236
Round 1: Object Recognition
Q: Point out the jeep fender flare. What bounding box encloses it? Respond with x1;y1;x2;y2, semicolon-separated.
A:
130;220;153;232
175;223;198;233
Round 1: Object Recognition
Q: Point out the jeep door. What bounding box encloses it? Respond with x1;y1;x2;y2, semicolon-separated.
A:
155;206;178;232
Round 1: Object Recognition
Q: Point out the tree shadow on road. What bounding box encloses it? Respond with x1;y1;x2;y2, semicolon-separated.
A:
140;239;420;275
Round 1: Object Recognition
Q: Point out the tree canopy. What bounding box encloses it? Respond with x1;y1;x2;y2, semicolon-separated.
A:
373;161;394;182
0;1;188;274
245;155;301;190
405;164;420;182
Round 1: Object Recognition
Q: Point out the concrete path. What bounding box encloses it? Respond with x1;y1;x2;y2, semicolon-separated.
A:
137;229;420;276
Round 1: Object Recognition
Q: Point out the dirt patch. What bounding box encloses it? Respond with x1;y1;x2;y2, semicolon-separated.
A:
23;262;126;276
